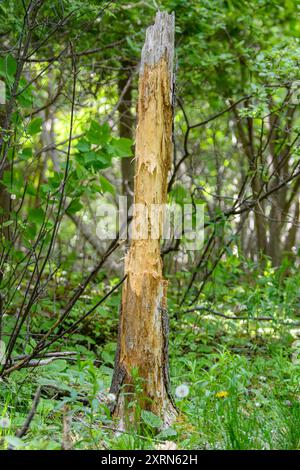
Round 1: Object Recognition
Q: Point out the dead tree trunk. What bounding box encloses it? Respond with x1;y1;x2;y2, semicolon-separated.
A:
110;11;177;426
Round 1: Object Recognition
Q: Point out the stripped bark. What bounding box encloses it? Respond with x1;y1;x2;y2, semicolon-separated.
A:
110;11;176;426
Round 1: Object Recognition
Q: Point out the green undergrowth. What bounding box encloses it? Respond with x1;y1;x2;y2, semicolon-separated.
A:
1;260;300;450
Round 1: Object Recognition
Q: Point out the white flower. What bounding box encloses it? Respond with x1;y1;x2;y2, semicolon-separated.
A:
175;384;189;399
10;194;16;200
0;416;10;429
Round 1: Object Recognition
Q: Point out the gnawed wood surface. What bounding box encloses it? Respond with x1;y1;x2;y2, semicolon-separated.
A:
110;11;176;425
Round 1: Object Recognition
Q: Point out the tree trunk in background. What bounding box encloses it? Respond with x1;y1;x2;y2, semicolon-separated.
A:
118;63;135;209
267;189;283;267
110;11;177;427
231;104;268;262
283;200;299;260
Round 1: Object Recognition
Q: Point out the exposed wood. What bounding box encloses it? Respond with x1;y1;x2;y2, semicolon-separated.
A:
110;11;176;426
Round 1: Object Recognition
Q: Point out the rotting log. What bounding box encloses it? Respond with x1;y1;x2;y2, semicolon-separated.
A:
110;11;177;426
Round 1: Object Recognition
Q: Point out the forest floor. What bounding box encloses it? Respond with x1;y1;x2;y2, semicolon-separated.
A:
1;259;300;450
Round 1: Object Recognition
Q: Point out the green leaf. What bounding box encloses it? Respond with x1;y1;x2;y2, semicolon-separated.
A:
20;147;32;160
66;198;83;215
110;137;133;157
26;183;36;196
169;184;187;205
24;222;37;241
86;120;110;145
156;427;178;440
101;350;115;365
76;139;90;152
99;175;115;195
27;117;43;136
36;377;73;393
0;55;17;83
28;207;45;225
82;150;112;170
141;410;163;429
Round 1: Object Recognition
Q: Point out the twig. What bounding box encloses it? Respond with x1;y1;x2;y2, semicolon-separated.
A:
12;356;75;368
2;275;126;376
12;351;77;361
16;386;41;438
181;306;300;326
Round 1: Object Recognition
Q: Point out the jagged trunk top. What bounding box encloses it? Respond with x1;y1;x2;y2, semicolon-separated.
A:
140;11;174;88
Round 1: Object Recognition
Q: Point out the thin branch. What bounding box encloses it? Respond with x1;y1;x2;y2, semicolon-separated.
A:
181;306;300;326
16;386;42;438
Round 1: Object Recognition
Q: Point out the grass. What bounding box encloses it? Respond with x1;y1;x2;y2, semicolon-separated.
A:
1;334;299;450
1;261;300;450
